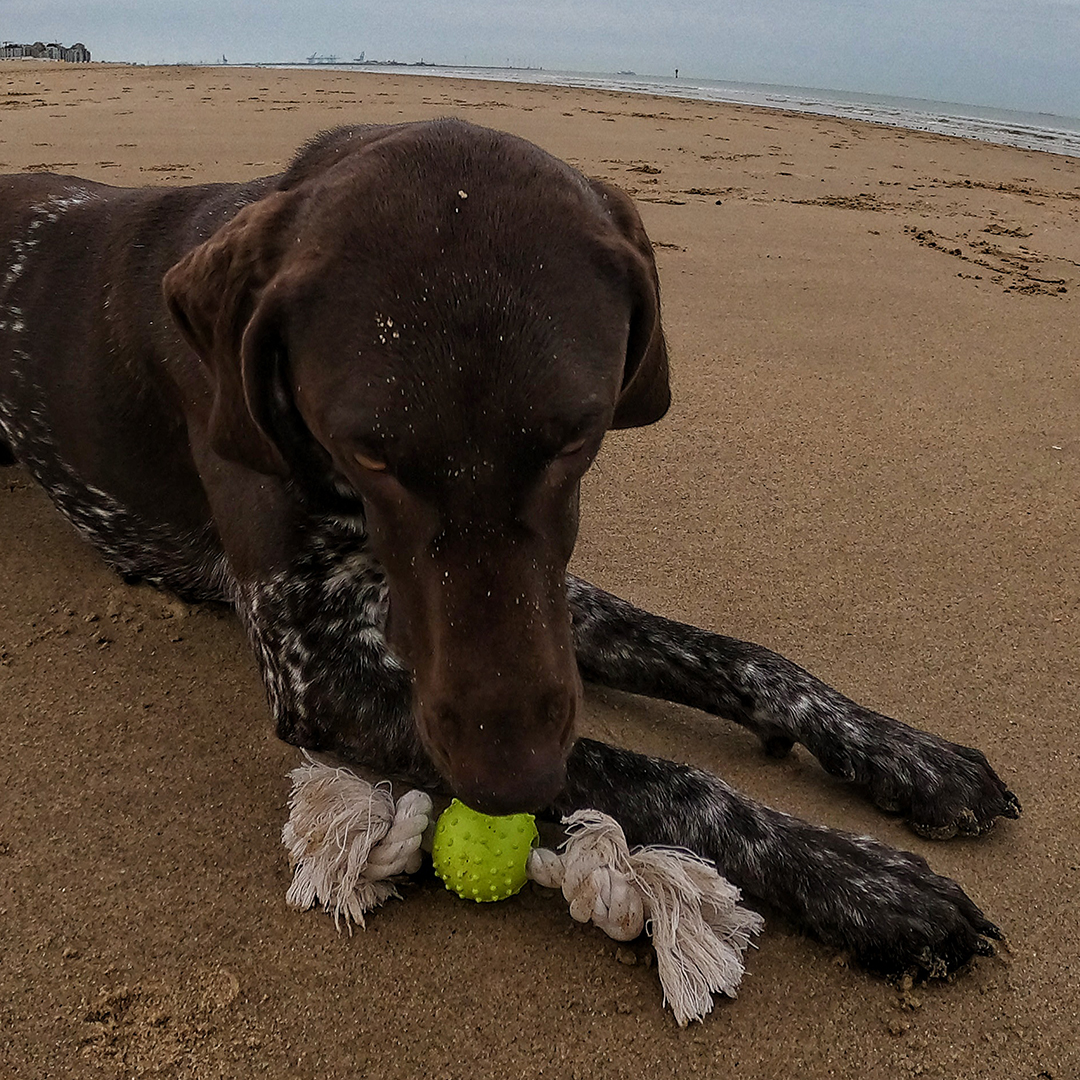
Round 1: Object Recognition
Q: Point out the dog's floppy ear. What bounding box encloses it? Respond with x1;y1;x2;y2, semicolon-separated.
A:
590;180;671;430
163;191;298;476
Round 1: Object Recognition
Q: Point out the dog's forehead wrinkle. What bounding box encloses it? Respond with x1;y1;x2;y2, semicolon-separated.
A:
317;332;606;448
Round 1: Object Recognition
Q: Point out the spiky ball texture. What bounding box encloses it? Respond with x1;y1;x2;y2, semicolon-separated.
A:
431;799;539;902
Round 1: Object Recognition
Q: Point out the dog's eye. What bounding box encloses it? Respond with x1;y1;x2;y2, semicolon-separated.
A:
354;450;388;472
558;438;587;458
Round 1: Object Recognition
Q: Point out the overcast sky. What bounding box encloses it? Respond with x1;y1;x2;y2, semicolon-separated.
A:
3;0;1077;117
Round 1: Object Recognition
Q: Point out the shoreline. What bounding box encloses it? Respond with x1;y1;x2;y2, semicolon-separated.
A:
251;63;1080;159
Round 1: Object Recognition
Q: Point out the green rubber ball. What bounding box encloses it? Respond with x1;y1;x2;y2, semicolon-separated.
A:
431;799;539;902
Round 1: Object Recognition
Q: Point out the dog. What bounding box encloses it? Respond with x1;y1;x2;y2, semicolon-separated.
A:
0;118;1019;978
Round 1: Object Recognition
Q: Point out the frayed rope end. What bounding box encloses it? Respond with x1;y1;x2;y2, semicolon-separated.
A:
531;809;765;1025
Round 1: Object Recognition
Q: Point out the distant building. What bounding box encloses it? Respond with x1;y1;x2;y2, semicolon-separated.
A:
0;41;91;62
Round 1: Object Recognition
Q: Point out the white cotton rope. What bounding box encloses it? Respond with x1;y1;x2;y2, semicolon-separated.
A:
282;755;764;1024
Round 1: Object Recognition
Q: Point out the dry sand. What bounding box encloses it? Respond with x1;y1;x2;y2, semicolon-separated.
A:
1;62;1078;1079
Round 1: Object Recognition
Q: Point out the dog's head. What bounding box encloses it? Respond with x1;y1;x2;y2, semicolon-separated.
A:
163;120;669;813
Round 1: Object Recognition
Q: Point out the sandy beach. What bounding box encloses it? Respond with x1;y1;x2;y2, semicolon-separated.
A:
1;61;1078;1079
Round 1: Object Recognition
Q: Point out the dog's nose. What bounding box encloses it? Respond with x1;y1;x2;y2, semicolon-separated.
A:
452;752;569;817
426;686;577;815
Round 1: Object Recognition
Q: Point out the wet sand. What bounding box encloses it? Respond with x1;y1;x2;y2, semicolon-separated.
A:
1;61;1078;1079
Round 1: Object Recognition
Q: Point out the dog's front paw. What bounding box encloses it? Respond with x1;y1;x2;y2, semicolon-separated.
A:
813;713;1021;839
800;830;1002;978
898;737;1021;839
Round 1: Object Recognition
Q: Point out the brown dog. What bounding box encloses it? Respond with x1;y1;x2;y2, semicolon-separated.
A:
0;120;1018;977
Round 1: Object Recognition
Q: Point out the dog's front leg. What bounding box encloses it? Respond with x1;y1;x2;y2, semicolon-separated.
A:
230;515;441;788
556;737;1000;976
567;576;1019;838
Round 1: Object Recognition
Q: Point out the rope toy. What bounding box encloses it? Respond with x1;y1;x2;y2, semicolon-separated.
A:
283;754;764;1025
